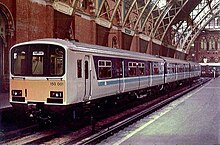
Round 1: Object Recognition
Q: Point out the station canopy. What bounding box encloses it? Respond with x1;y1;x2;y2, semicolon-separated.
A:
54;0;220;54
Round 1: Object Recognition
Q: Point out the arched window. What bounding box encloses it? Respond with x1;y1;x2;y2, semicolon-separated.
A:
112;36;118;48
218;38;220;50
0;12;6;93
217;17;220;27
200;38;204;50
201;37;207;50
209;36;215;50
204;38;207;50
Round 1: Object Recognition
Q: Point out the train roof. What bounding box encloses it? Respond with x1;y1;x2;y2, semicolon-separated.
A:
199;63;220;66
188;61;201;66
12;38;200;65
12;38;163;62
160;56;189;64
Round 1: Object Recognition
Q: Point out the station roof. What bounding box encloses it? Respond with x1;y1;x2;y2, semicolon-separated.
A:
54;0;220;54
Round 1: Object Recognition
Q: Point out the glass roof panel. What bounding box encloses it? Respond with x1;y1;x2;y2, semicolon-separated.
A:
190;0;207;21
140;0;158;26
157;0;167;9
211;0;219;7
123;0;134;18
194;6;209;22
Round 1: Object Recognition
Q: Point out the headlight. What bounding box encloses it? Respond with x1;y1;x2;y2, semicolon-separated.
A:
50;91;63;98
12;90;22;96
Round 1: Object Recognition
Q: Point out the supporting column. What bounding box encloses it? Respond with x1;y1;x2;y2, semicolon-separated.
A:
130;35;140;52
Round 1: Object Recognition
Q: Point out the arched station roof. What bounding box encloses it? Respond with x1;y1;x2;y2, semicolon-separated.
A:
53;0;220;54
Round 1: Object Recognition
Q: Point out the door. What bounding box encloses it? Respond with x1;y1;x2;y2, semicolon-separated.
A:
119;60;125;93
83;55;91;101
0;38;3;93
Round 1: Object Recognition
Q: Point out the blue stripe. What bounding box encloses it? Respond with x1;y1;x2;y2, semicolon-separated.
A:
98;72;200;86
106;80;120;85
98;75;164;86
98;81;106;86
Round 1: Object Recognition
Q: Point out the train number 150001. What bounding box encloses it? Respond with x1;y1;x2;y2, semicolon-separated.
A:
50;82;64;86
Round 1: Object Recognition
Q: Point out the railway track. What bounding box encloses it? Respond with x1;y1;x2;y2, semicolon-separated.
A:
0;122;79;145
71;78;210;145
0;124;38;142
0;78;210;145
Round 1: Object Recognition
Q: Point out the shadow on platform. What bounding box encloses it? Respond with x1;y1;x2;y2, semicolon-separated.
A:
0;93;11;111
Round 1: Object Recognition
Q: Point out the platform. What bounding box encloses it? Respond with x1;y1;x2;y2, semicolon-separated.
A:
0;93;11;111
99;78;220;145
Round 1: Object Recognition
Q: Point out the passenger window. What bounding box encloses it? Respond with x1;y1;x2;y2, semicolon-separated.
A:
153;62;159;75
77;60;82;78
177;65;180;72
177;64;184;72
115;61;122;77
138;63;145;76
185;65;189;72
128;62;137;76
98;60;112;79
167;63;175;74
159;62;164;75
145;62;150;75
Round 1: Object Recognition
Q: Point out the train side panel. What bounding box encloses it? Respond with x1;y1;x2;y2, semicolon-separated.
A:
66;49;84;104
92;54;124;99
150;61;164;87
66;52;167;102
67;51;125;103
184;64;190;79
189;62;201;78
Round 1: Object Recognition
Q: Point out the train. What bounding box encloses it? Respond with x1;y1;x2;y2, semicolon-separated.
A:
200;63;220;78
9;38;201;121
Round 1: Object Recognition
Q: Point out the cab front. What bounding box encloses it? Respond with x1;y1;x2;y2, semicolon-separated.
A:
10;43;66;112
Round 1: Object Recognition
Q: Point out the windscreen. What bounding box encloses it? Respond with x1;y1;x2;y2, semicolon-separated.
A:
11;44;65;76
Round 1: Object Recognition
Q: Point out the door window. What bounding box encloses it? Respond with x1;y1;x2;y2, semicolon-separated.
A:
85;60;88;79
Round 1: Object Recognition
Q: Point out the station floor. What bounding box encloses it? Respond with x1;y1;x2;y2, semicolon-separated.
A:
99;78;220;145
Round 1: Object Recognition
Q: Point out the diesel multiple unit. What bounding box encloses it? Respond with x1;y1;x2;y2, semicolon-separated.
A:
9;38;201;119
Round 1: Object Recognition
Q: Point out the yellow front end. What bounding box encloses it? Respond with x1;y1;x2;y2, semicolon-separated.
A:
10;79;66;105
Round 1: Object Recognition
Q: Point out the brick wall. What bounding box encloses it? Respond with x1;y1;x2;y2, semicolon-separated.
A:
96;24;109;46
16;0;54;43
139;39;148;53
74;14;96;44
54;11;72;39
121;33;132;51
194;30;220;63
130;36;140;52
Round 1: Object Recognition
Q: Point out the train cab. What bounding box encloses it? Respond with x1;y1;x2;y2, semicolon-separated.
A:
10;41;67;111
